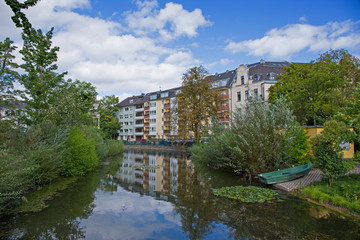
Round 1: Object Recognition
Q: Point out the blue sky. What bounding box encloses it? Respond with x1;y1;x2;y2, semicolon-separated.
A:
1;0;360;100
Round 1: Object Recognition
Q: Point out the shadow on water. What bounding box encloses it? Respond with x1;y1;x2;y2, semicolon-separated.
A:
1;150;359;239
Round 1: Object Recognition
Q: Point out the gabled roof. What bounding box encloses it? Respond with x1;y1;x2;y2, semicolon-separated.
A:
210;69;237;88
117;94;150;108
247;60;290;82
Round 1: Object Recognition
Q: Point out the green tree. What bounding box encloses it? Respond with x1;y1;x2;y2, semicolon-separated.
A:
19;28;67;125
97;95;121;139
174;66;220;143
269;49;359;125
311;120;355;186
0;38;20;120
46;79;97;126
4;0;40;34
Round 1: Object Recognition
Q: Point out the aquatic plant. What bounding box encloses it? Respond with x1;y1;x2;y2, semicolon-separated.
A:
212;186;278;203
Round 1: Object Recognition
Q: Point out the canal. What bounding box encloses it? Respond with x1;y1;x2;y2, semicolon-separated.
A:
1;150;359;239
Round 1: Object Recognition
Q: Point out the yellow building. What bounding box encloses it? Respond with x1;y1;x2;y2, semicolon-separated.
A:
304;126;355;159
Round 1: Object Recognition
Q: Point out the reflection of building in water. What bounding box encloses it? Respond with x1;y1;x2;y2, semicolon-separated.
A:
116;151;182;195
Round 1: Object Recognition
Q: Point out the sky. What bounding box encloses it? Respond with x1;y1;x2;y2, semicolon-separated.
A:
1;0;360;101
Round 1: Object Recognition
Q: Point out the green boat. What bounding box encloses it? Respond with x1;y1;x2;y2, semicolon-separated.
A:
258;164;313;185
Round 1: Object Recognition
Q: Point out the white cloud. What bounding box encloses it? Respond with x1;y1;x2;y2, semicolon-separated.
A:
226;20;360;59
125;0;212;41
205;58;231;70
0;0;210;99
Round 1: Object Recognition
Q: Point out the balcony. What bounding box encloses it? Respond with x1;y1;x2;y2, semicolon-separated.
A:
135;115;144;120
144;122;149;126
135;123;144;127
218;117;229;122
164;130;170;135
144;114;150;118
164;112;171;117
164;121;171;125
220;106;230;110
220;94;229;99
144;106;150;110
135;132;144;136
164;103;171;108
144;131;149;134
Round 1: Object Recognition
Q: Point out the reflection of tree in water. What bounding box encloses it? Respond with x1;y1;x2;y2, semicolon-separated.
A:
98;155;123;193
173;166;216;240
4;166;105;239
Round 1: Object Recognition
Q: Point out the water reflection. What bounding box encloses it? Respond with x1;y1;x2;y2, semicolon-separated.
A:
1;150;359;240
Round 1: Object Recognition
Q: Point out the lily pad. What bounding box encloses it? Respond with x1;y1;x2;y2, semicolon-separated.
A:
212;186;278;203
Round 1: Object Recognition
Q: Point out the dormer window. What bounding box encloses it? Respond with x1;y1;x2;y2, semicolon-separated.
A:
269;72;276;80
253;74;260;81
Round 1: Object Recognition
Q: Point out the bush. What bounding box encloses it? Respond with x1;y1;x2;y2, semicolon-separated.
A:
82;126;109;159
106;140;124;156
0;151;34;215
191;98;310;176
63;127;99;176
311;120;355;185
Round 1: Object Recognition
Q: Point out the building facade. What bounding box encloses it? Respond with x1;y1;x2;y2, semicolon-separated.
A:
117;60;291;140
231;60;290;114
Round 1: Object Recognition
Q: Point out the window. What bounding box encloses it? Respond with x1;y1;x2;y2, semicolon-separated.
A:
119;115;123;119
129;114;133;118
262;87;265;100
269;72;276;80
125;107;129;111
253;74;260;81
125;115;129;118
150;102;156;107
254;89;258;99
161;92;169;98
150;127;156;132
237;91;241;102
241;76;244;84
150;110;156;115
150;94;157;100
129;99;133;104
129;122;133;125
245;90;249;100
150;119;156;123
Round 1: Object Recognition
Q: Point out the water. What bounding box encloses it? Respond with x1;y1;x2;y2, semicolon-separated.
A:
1;150;359;239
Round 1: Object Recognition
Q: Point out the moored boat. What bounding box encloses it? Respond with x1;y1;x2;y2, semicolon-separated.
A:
258;164;313;184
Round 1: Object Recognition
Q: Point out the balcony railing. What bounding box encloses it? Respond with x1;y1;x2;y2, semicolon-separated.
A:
219;94;229;99
135;132;144;136
218;117;229;121
164;121;171;125
164;103;171;108
220;106;230;110
144;106;150;110
144;122;149;126
164;112;171;117
144;114;150;118
144;131;149;134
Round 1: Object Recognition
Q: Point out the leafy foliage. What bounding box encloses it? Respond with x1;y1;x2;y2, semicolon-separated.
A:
212;186;278;203
311;120;355;185
106;140;124;157
97;95;121;139
302;174;360;213
174;66;221;143
191;98;310;176
63;127;99;176
269;49;360;125
4;0;40;33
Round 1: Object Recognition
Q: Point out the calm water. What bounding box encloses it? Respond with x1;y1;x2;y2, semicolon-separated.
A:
1;150;359;240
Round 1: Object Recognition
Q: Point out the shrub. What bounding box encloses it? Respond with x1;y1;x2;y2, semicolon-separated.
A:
191;98;310;176
106;140;124;156
82;126;109;159
63;127;99;176
311;120;355;185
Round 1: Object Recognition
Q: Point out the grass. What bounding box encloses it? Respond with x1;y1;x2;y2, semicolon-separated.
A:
302;174;360;214
18;176;77;213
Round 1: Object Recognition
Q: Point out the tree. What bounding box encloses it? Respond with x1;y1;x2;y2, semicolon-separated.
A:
19;28;67;125
174;66;220;143
311;120;355;185
269;49;360;125
0;38;20;120
4;0;40;34
97;95;121;139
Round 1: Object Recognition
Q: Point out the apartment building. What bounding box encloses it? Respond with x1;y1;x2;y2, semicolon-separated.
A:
231;60;290;113
210;70;237;128
117;60;291;139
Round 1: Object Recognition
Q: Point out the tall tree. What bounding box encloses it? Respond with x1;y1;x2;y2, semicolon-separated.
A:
0;38;19;119
97;95;121;139
269;49;360;125
4;0;40;34
174;66;220;143
19;28;67;125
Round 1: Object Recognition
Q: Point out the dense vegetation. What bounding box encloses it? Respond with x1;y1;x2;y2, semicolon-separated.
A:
0;1;124;216
302;174;360;214
191;98;310;176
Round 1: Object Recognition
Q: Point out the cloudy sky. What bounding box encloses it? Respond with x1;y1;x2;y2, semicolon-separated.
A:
1;0;360;101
